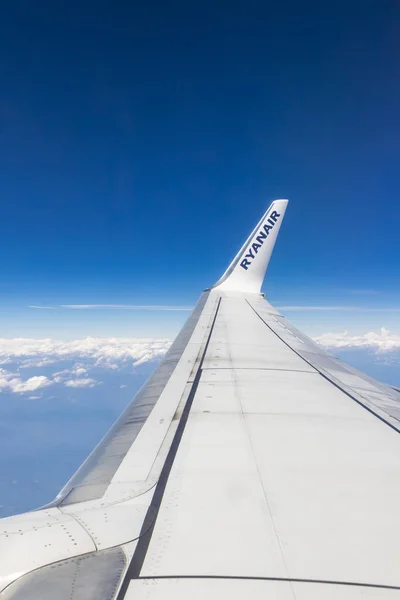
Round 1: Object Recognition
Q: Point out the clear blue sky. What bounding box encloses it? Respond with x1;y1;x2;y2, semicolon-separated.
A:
1;0;399;339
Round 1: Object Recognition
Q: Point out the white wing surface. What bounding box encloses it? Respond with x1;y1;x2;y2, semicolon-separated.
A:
1;200;400;600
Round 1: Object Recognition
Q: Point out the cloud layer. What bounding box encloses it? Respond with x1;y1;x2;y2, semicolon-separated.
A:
313;328;400;352
0;370;52;394
0;337;172;394
64;378;98;388
0;337;171;365
1;329;399;395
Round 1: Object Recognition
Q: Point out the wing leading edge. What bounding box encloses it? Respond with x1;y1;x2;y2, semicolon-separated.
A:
1;200;400;600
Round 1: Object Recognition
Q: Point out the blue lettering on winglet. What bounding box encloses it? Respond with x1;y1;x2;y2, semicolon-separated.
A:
240;211;280;270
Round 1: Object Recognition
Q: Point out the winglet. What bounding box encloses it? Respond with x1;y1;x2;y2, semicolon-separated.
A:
213;199;288;293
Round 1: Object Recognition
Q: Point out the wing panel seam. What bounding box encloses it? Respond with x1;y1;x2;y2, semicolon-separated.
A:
134;574;400;591
116;297;222;599
246;299;400;435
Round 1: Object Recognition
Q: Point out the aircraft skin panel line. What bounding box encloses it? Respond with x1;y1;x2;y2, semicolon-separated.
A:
1;199;400;600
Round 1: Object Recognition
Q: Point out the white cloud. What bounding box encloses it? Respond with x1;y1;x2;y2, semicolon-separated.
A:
28;396;41;400
0;338;171;394
0;369;52;394
64;378;99;388
73;367;88;376
12;376;52;393
0;337;171;366
133;353;162;366
52;364;88;381
28;305;56;310
313;328;400;353
19;357;58;368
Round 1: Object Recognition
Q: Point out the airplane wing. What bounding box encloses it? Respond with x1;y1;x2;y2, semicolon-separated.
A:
1;199;400;600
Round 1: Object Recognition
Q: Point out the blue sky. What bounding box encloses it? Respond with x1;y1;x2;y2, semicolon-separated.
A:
1;1;400;516
0;0;399;339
